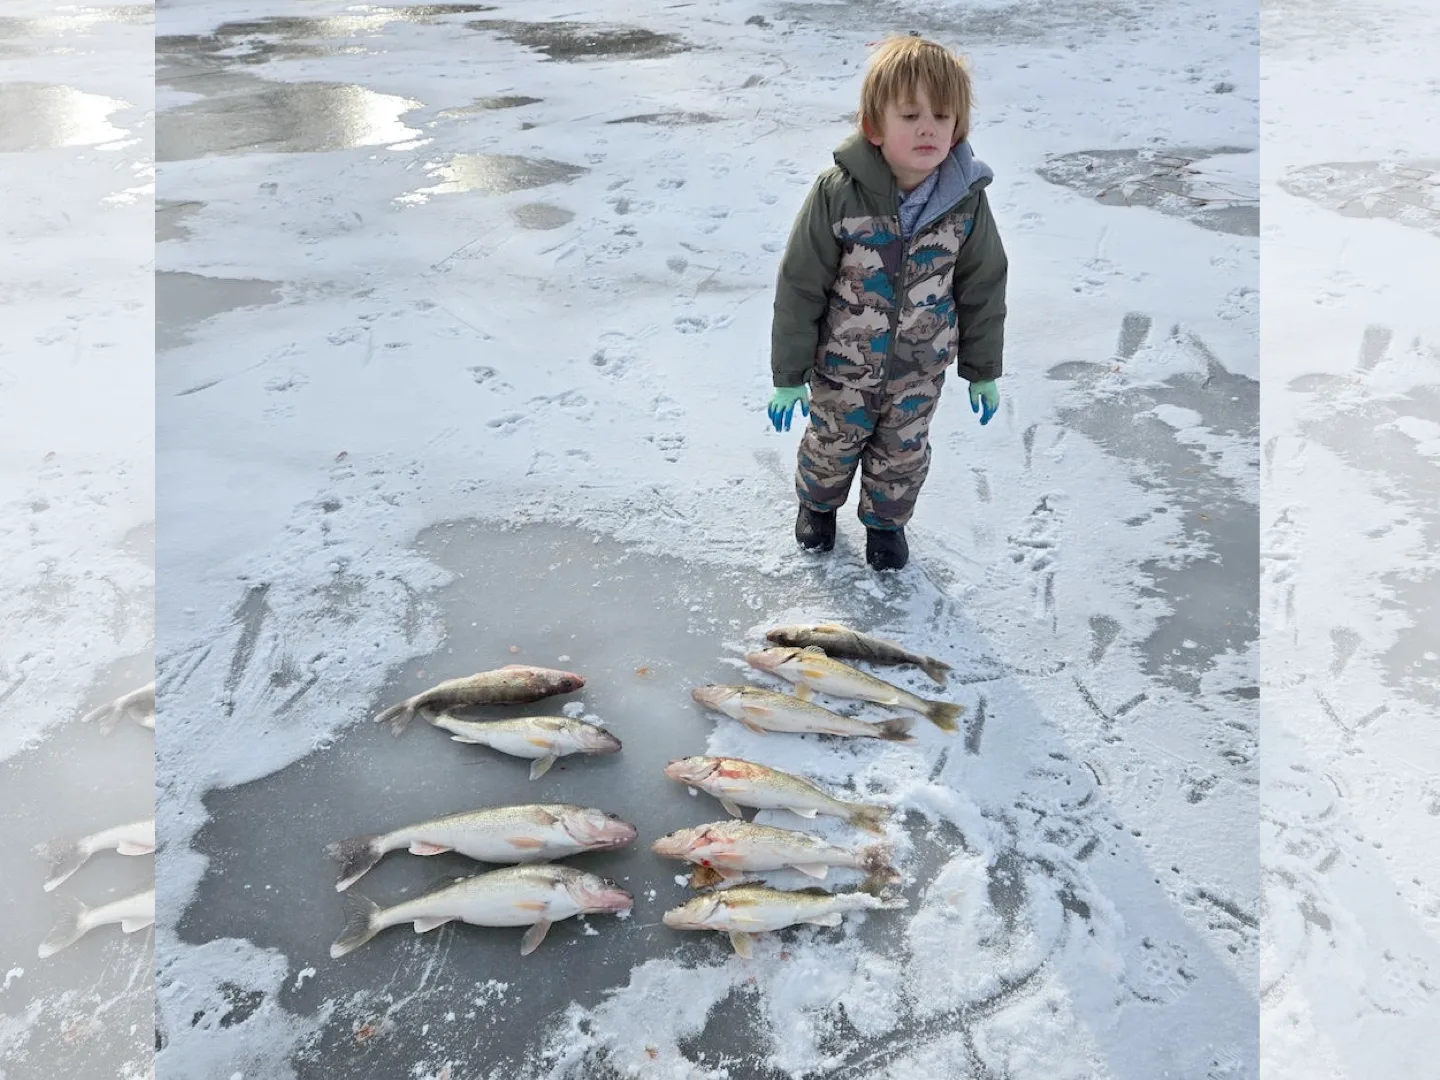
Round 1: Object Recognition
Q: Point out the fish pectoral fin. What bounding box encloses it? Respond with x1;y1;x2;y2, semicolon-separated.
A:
814;624;846;633
507;836;547;850
520;920;552;956
412;916;456;933
514;900;549;912
408;841;452;856
120;915;155;933
736;713;769;735
526;737;554;748
117;840;155;856
529;755;557;780
720;799;745;819
448;734;485;744
797;666;830;680
794;864;829;879
792;684;814;702
728;931;754;959
805;912;844;927
790;808;819;819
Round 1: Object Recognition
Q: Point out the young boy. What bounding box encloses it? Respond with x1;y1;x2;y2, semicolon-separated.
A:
768;35;1007;571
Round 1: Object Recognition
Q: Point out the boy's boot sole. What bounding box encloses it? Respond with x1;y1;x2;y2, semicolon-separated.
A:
796;506;836;551
866;527;908;571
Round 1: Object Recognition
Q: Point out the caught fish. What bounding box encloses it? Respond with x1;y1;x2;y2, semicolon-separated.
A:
80;682;155;734
329;864;632;958
327;804;637;891
374;665;586;735
38;888;156;958
430;714;621;779
662;884;906;958
663;756;891;833
652;820;898;891
691;685;913;741
745;647;962;732
765;623;951;686
36;819;156;892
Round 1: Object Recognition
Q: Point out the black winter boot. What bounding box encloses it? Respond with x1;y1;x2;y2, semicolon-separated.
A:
866;527;908;571
795;505;836;551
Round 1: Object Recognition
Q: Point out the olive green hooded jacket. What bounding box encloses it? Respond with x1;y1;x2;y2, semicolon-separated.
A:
770;131;1008;390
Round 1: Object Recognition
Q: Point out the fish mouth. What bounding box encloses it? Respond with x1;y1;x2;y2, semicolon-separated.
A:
742;650;786;672
664;756;718;784
662;896;718;929
565;809;637;848
650;830;694;859
690;685;735;708
576;881;633;913
584;729;623;754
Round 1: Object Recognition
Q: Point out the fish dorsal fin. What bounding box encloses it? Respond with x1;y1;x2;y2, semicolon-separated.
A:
799;646;828;656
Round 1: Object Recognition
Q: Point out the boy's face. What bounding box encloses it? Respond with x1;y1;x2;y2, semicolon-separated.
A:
867;84;957;192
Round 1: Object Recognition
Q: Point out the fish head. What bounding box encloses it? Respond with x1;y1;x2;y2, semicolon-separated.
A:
568;874;633;915
690;685;739;709
743;647;800;673
562;807;637;850
664;756;720;784
764;626;807;647
662;894;722;930
576;723;622;755
544;668;587;694
650;825;703;859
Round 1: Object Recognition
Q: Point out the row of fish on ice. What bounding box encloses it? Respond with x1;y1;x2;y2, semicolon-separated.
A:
328;624;962;959
33;683;157;958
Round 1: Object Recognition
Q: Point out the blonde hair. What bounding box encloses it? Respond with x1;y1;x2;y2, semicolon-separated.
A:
859;36;973;145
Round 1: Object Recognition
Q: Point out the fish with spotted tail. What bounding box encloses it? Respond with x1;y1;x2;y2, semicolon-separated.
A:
327;804;637;891
662;885;906;957
329;864;632;958
764;623;952;686
374;665;585;735
663;756;892;833
745;646;963;732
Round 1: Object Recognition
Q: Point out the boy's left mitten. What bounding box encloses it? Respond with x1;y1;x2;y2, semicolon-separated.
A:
768;385;810;432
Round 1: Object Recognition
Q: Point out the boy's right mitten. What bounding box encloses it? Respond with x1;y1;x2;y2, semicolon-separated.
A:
768;385;811;432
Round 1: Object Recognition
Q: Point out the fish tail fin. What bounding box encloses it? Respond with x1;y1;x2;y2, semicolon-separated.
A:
878;717;915;742
36;839;89;892
859;845;900;893
38;895;91;958
847;803;890;835
330;892;383;958
923;700;963;733
80;700;121;734
373;699;415;736
326;836;384;892
920;657;952;687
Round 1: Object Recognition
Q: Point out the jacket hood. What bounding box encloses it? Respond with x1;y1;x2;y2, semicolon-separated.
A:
833;131;994;233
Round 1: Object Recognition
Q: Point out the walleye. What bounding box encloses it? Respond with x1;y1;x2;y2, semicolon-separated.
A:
374;665;586;735
691;685;913;742
36;819;156;891
327;804;637;891
652;820;898;891
38;888;156;958
745;647;963;733
329;864;632;958
80;681;155;733
662;885;907;958
430;714;621;779
765;623;951;686
663;756;891;833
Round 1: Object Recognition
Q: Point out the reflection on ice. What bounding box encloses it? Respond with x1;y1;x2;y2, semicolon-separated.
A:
0;83;131;152
157;82;424;160
397;153;589;203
